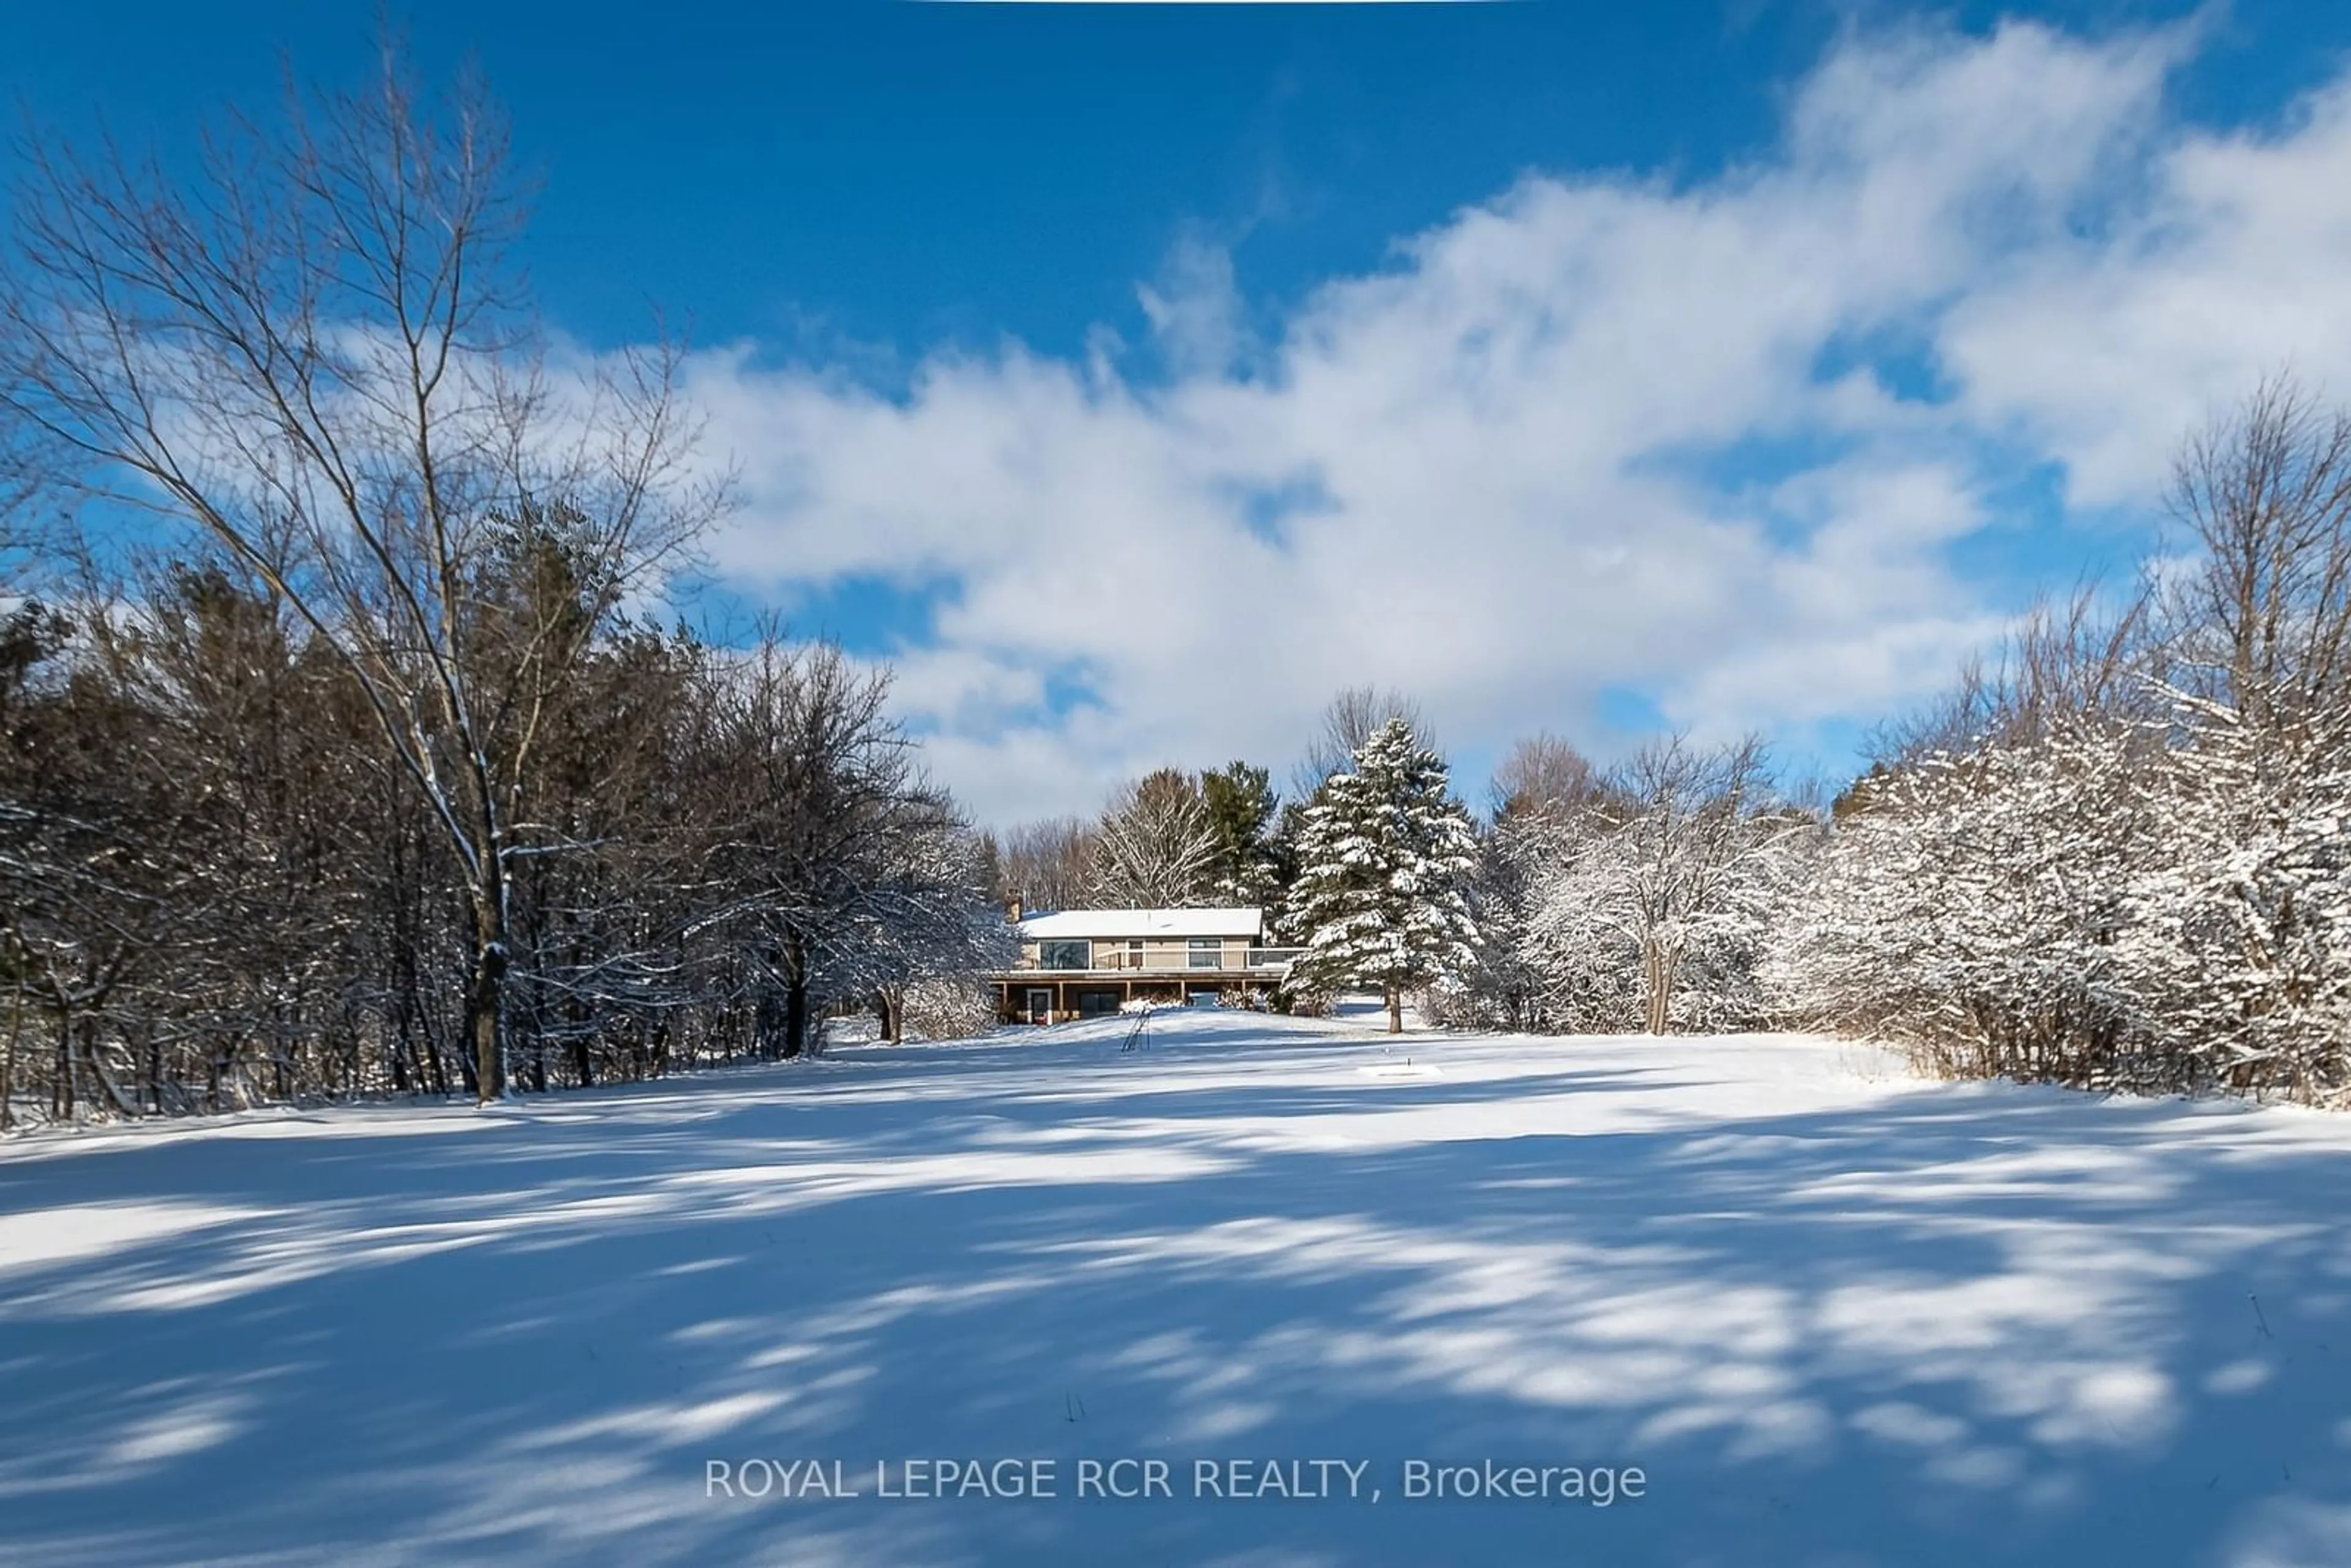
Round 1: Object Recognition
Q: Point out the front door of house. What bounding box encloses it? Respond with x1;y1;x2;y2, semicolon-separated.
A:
1026;988;1052;1025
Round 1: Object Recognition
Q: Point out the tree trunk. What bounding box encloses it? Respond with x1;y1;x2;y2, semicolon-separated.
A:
1;979;19;1131
784;975;809;1060
754;984;784;1059
468;912;509;1105
1642;940;1674;1035
781;929;810;1059
1386;984;1403;1035
89;1022;140;1117
54;1007;73;1120
876;988;901;1045
427;1005;449;1097
389;1002;413;1094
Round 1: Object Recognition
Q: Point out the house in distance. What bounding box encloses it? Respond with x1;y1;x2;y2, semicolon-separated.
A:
992;906;1300;1024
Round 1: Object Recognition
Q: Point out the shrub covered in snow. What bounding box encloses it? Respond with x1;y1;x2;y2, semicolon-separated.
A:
1766;376;2351;1102
1770;691;2351;1100
896;976;1002;1041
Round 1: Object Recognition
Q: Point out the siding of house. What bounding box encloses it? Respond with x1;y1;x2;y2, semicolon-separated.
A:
992;910;1286;1024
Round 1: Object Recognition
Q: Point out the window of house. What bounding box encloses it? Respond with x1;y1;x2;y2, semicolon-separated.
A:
1188;937;1223;969
1038;939;1091;970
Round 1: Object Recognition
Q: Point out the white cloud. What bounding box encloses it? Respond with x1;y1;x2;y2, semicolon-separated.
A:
1943;66;2351;502
684;19;2351;825
1138;232;1250;380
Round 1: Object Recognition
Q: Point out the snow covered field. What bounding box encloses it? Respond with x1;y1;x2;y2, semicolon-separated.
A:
4;1011;2349;1567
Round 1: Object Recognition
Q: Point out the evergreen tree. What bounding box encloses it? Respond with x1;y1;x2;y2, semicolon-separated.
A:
1280;718;1480;1032
1200;760;1283;906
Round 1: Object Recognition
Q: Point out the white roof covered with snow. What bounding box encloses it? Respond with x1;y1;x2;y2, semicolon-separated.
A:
1020;907;1265;940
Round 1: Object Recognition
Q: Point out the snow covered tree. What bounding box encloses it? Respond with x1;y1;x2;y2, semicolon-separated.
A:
1090;768;1219;907
0;56;723;1101
694;639;932;1060
2111;691;2350;1093
1766;380;2351;1101
1291;685;1425;801
1280;718;1479;1032
1525;736;1802;1035
840;801;1016;1046
1442;734;1610;1031
0;59;1025;1125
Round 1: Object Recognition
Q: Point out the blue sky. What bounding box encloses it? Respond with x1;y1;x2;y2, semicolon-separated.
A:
8;1;2351;822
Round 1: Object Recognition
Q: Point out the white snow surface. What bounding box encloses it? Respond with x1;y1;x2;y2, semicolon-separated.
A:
1019;907;1265;940
3;1010;2349;1566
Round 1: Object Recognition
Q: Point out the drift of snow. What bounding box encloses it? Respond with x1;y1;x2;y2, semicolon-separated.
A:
2;1010;2348;1566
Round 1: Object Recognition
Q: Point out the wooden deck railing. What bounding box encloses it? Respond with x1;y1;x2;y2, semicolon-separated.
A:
1011;944;1302;974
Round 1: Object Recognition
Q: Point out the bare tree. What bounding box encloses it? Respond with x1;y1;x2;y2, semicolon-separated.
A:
1869;583;2151;768
1437;732;1609;1033
695;639;928;1059
0;550;1019;1120
0;56;727;1100
1292;685;1425;800
2163;372;2351;735
1090;768;1220;907
997;816;1099;913
1489;731;1603;823
0;437;43;582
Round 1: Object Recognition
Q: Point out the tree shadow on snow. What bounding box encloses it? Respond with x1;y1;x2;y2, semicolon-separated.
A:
0;1017;2347;1566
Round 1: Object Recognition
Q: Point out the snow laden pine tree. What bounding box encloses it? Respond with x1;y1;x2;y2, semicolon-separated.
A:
1281;718;1479;1033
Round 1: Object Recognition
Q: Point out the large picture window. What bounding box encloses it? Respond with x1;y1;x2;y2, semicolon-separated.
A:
1188;937;1223;970
1038;939;1091;970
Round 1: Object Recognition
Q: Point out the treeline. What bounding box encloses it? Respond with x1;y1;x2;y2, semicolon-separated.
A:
992;762;1285;913
989;689;1429;915
6;54;2341;1116
1463;377;2350;1102
1769;378;2350;1099
1012;383;2350;1103
0;558;1007;1125
0;59;1007;1125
